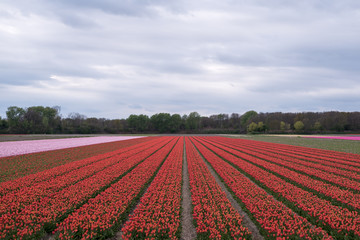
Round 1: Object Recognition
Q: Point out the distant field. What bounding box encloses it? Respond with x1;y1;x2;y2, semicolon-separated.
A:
224;134;360;154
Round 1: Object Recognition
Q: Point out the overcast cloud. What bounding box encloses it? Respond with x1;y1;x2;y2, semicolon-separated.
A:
1;0;359;119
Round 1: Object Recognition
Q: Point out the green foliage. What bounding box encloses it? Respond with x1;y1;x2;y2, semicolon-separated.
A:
6;106;26;133
186;112;201;130
2;106;360;134
247;122;258;133
240;110;258;127
127;114;150;132
137;114;150;132
313;121;323;132
280;121;291;132
169;114;182;133
0;116;8;133
126;114;138;131
257;121;265;132
24;106;60;133
294;121;305;132
150;113;172;133
5;106;60;134
104;119;123;133
247;121;267;133
280;121;286;131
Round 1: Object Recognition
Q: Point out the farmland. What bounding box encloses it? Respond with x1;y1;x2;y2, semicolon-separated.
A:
1;136;360;239
227;134;360;154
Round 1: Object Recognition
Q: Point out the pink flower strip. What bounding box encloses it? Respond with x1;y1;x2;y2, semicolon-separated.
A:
0;136;144;158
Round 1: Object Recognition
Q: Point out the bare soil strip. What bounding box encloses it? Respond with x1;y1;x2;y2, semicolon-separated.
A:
192;140;264;240
180;139;197;240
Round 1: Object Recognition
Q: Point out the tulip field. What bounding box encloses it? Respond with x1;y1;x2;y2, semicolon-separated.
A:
1;136;360;239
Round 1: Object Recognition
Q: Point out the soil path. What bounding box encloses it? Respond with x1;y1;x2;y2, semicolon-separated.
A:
180;140;197;240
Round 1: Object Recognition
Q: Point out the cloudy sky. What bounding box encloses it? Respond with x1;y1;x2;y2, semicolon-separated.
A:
1;0;359;119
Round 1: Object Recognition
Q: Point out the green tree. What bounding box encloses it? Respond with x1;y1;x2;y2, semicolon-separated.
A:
280;121;291;132
247;122;258;133
186;112;201;131
216;113;229;128
313;121;322;132
137;114;150;132
6;106;26;133
104;119;123;133
280;121;286;131
240;110;258;128
169;114;182;133
230;113;240;129
83;117;104;133
23;106;61;133
294;120;305;132
24;107;43;133
257;121;266;132
0;116;9;133
150;113;171;133
181;114;188;131
127;114;139;132
63;112;87;133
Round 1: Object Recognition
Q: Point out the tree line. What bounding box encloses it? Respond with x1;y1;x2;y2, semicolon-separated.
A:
0;106;359;134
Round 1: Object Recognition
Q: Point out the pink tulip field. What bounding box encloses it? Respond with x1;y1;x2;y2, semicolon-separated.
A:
0;136;144;157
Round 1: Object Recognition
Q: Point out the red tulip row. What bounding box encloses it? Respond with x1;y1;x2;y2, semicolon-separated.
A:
0;137;163;197
121;138;184;240
53;137;180;240
246;140;360;173
0;136;170;216
199;137;360;210
194;137;360;239
206;137;360;192
0;137;151;182
256;150;360;180
263;140;360;163
190;137;331;240
0;137;175;240
218;137;360;168
185;138;252;239
213;137;360;178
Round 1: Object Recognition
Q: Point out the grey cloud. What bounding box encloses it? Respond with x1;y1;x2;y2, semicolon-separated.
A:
128;104;143;110
0;66;46;85
217;54;270;67
49;0;188;18
53;0;153;16
293;49;360;72
57;12;98;29
0;9;13;18
1;0;360;118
